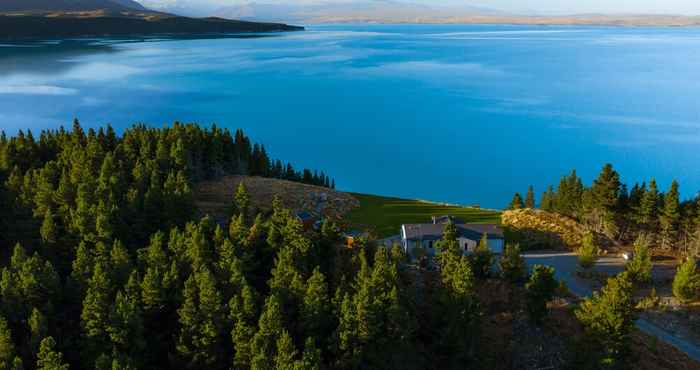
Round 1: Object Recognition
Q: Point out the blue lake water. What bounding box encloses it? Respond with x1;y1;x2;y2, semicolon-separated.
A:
1;24;699;208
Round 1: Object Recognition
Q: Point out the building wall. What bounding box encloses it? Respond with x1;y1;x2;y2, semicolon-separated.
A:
402;234;504;259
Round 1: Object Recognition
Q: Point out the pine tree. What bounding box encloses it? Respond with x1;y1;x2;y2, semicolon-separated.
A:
639;179;659;232
625;234;652;284
251;294;285;370
299;337;322;370
230;285;258;369
525;185;536;209
235;182;250;222
499;243;526;283
469;234;494;279
540;186;555;211
508;193;524;210
40;208;58;245
660;180;681;250
36;337;69;370
672;257;700;303
176;268;225;368
81;263;112;362
0;315;20;370
575;274;635;368
274;330;298;370
29;308;48;356
590;164;621;236
577;232;598;269
301;268;330;341
525;265;557;324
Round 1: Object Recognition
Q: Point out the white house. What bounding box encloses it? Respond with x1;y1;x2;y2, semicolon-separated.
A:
400;216;504;259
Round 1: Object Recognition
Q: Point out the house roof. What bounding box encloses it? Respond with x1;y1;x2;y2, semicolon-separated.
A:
402;223;503;242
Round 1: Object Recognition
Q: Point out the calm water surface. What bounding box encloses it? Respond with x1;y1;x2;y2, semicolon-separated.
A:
1;24;699;208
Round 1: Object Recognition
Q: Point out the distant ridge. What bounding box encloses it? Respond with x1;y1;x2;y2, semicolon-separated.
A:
0;0;303;40
0;0;148;13
212;1;506;23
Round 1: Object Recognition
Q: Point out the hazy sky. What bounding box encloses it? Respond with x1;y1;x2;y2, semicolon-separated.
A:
139;0;700;15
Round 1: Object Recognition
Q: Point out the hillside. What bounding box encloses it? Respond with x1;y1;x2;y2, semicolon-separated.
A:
194;175;359;225
0;0;147;13
502;208;599;251
345;193;501;238
0;13;303;39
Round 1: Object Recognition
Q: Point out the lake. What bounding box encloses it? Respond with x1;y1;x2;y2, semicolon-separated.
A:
1;24;699;208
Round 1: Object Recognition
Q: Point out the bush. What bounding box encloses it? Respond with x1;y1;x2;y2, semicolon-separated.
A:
672;257;700;303
469;234;494;279
577;232;598;269
575;273;635;369
625;234;652;284
499;243;526;283
525;265;557;324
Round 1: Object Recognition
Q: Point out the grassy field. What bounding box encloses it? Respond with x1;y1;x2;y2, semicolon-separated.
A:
344;193;501;238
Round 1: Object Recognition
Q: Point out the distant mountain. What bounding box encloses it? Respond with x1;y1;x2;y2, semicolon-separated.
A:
0;0;148;13
213;1;505;23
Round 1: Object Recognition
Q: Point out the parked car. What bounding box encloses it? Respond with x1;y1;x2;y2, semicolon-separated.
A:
621;251;634;261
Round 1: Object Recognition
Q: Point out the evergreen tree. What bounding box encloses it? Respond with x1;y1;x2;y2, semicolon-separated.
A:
540;185;555;212
589;164;621;236
469;234;494;279
301;268;331;341
525;265;557;324
29;308;48;356
508;193;524;210
575;274;635;368
672;257;700;303
0;315;21;370
36;337;69;370
499;243;526;283
639;179;659;233
40;208;58;245
525;185;536;209
230;285;258;369
251;294;285;370
274;330;298;370
176;268;224;368
660;180;681;250
577;232;598;269
625;234;652;284
81;263;112;363
235;182;250;222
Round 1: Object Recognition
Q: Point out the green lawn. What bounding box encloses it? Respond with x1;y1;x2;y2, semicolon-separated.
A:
344;193;502;238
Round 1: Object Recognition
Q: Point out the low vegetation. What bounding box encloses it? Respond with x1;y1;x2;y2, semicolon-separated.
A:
345;193;500;238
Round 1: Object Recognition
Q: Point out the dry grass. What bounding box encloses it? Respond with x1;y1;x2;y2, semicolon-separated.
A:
194;175;359;224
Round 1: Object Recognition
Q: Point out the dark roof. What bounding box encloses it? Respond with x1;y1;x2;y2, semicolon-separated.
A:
296;211;313;221
402;223;503;241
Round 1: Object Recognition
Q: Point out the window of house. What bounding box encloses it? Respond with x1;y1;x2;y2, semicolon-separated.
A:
429;241;433;249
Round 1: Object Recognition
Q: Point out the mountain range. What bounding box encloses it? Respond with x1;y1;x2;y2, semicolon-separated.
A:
137;0;700;26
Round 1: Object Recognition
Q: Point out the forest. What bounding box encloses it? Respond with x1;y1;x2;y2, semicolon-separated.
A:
0;122;689;370
509;164;700;256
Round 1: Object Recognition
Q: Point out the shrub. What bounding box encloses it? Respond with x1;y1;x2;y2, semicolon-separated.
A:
469;234;494;279
525;265;557;324
577;232;598;269
672;257;700;303
575;273;635;369
499;243;526;283
625;234;652;284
